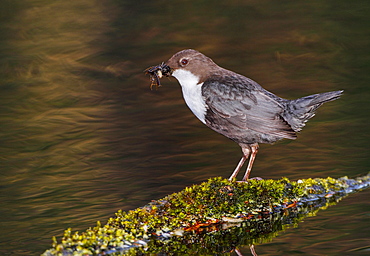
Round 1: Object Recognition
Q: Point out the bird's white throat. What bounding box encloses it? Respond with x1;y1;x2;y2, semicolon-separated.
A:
172;69;207;124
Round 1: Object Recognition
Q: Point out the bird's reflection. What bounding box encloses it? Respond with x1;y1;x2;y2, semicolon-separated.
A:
234;245;258;256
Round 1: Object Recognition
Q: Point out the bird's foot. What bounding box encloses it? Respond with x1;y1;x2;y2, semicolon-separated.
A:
249;176;263;180
236;177;263;183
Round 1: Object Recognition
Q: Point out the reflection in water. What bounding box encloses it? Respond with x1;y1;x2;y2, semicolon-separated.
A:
0;0;369;255
0;1;130;254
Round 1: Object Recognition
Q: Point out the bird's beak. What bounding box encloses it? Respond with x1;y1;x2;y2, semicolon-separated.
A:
161;63;173;77
145;62;172;77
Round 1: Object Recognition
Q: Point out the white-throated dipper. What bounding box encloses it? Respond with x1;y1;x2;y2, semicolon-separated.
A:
146;49;343;181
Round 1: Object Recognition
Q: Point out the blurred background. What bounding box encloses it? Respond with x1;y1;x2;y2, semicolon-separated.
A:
0;0;369;255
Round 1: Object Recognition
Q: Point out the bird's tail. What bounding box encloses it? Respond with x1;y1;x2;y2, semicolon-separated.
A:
284;90;343;132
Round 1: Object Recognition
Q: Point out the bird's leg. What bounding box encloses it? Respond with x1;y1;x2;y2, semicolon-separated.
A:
233;245;257;256
228;146;251;181
250;245;258;256
234;248;243;256
242;143;259;181
228;155;247;181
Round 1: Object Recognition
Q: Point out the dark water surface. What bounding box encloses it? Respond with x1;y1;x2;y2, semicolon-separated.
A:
0;0;369;255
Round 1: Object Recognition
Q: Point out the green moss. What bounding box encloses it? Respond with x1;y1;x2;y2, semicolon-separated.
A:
43;174;369;256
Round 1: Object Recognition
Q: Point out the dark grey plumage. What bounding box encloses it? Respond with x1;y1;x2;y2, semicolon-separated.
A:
283;91;343;132
202;74;343;145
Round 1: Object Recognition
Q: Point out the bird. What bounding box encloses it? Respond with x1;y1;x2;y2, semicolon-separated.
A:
151;49;343;181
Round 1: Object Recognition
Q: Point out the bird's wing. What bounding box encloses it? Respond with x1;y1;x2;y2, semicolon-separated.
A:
202;75;296;139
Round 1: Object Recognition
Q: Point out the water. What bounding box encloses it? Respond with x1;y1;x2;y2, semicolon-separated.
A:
0;0;369;255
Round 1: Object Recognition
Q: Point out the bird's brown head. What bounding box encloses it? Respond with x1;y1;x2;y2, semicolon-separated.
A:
165;49;221;83
145;49;222;89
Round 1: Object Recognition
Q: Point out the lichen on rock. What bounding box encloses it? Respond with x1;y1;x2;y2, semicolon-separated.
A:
43;174;370;256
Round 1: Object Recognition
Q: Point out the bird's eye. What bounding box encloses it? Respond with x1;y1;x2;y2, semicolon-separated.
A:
180;58;189;66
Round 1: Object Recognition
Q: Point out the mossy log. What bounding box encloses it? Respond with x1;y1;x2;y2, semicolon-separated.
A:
43;174;370;256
